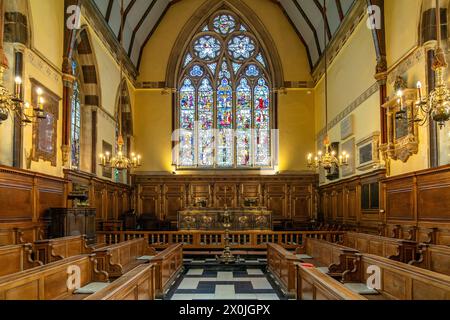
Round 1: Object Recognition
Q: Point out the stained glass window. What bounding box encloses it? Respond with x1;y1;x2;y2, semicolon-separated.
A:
177;12;273;168
71;60;81;170
193;35;221;61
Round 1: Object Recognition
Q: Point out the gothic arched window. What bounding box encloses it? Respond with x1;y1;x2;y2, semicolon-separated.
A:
71;60;81;170
176;12;273;169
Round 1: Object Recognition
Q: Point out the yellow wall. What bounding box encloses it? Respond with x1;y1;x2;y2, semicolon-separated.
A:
1;0;446;184
135;0;314;174
134;90;173;172
385;0;422;67
313;15;380;185
0;1;134;182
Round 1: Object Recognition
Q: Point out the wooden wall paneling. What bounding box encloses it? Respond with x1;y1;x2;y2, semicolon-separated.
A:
0;166;67;244
265;183;288;218
381;165;450;245
63;170;132;223
214;183;238;208
0;169;34;221
290;184;312;222
138;184;160;218
190;182;212;207
163;183;186;220
133;174;317;223
239;183;262;207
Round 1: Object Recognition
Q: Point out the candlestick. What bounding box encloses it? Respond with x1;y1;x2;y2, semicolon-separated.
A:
417;81;422;101
15;76;22;99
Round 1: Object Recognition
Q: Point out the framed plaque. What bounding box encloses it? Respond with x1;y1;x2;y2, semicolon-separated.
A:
340;115;354;140
356;132;381;171
31;79;60;167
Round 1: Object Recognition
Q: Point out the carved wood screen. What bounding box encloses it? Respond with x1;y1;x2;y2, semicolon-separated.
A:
31;79;60;167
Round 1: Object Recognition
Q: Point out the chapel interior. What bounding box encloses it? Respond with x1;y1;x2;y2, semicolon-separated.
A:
0;0;449;301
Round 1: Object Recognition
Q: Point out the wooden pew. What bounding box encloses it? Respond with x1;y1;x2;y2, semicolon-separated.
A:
85;263;156;300
0;254;109;300
340;232;418;263
267;243;299;297
409;243;450;276
295;263;367;300
341;253;450;300
152;243;183;298
296;237;359;278
33;235;92;264
93;237;156;279
0;244;42;277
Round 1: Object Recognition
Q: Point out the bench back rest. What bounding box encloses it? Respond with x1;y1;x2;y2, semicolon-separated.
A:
345;232;417;262
0;244;33;277
414;244;450;276
34;235;88;264
306;238;358;266
85;263;156;300
358;253;450;300
94;238;149;268
0;255;95;300
295;264;366;300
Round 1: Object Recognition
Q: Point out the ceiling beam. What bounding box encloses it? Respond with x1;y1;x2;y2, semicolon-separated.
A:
137;2;174;69
335;0;344;21
82;0;138;79
291;0;322;56
105;0;113;23
128;0;157;56
272;0;313;69
118;0;137;41
314;0;332;40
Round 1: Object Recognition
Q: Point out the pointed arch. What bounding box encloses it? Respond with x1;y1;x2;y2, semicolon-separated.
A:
166;0;284;89
115;78;134;138
70;26;102;173
172;3;278;169
74;27;102;108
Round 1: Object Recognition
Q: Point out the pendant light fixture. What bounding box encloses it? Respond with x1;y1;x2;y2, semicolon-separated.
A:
307;0;349;174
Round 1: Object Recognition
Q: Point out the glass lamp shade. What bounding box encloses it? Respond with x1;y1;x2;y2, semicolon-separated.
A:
0;106;8;121
431;100;450;128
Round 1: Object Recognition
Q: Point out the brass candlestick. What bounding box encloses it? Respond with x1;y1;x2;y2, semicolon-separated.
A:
216;186;236;264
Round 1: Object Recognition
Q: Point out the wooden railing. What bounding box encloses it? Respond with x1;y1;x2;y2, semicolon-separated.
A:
96;231;345;250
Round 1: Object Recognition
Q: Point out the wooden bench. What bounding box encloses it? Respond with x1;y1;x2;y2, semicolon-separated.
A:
296;237;359;278
93;237;156;279
409;243;450;276
295;263;367;300
341;253;450;300
267;243;299;297
33;235;93;264
0;243;42;277
85;263;156;300
0;254;109;300
340;232;418;263
152;243;183;298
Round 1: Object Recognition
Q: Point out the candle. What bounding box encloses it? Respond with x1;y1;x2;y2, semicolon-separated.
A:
417;81;422;101
15;76;22;99
137;155;141;166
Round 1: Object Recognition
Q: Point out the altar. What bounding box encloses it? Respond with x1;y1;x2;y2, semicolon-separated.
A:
177;208;272;231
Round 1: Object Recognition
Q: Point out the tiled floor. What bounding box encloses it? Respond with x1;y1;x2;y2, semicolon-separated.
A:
166;266;284;300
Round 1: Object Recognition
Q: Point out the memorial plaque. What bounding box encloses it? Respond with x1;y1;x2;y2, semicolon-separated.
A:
340;115;354;140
